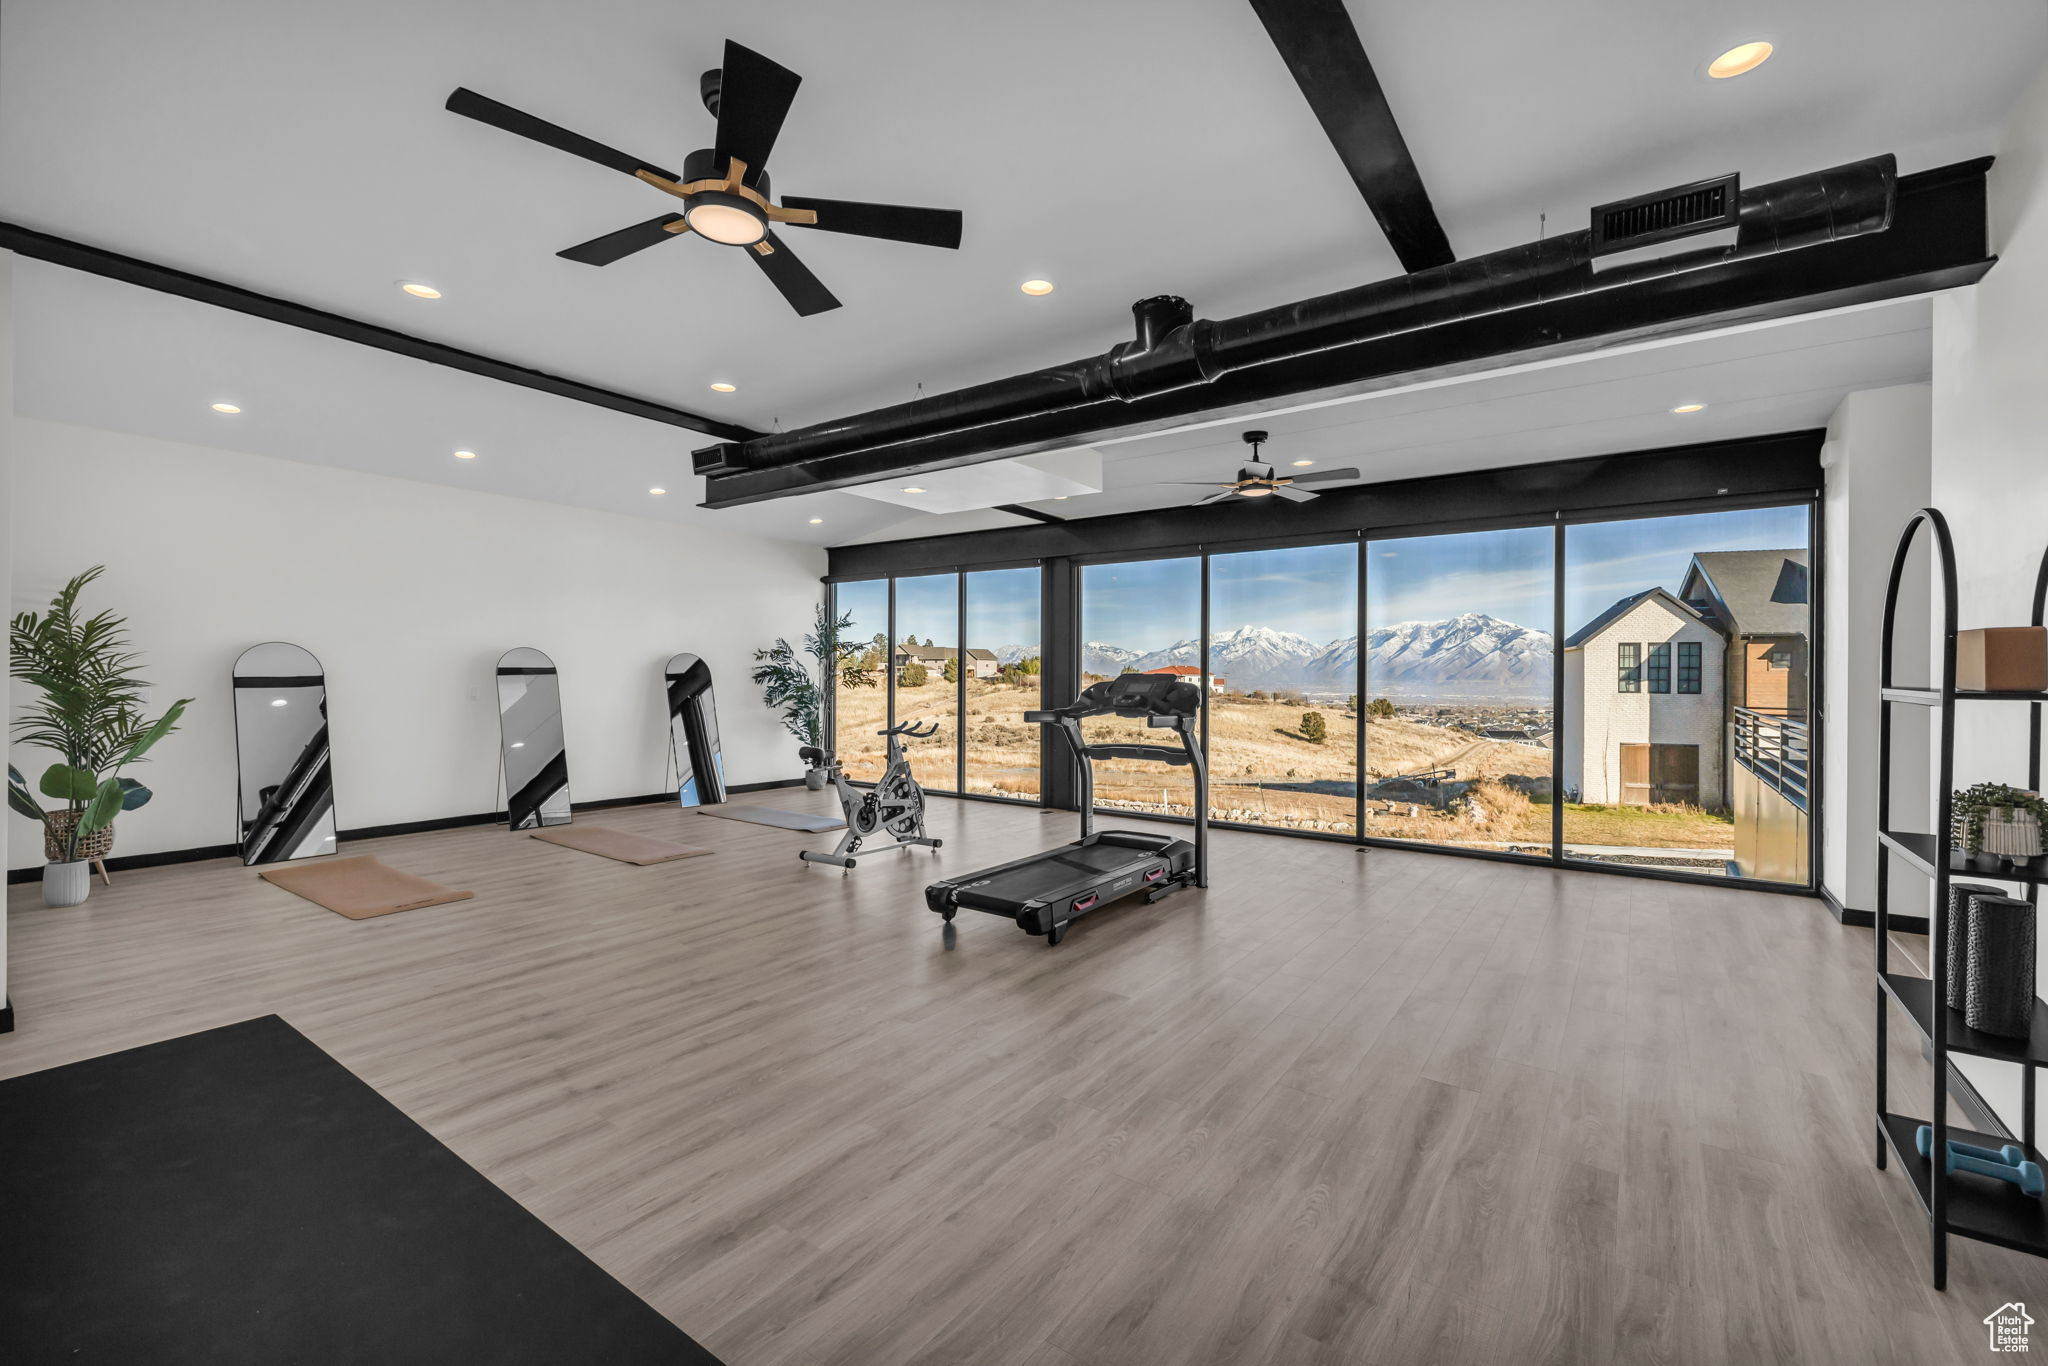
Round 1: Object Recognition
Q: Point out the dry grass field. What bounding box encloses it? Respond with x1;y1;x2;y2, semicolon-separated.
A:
832;676;1732;854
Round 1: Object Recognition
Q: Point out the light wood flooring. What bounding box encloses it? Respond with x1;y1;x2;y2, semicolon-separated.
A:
6;792;2046;1364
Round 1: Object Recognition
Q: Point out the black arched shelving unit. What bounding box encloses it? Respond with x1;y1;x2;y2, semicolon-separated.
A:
1875;508;2048;1289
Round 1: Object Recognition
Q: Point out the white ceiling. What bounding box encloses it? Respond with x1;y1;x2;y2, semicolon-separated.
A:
0;0;2030;545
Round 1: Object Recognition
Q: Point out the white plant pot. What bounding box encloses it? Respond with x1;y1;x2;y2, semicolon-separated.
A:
43;859;90;908
805;767;829;792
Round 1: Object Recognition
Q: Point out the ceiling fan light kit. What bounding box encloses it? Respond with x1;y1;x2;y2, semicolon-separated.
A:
445;40;963;316
1186;430;1360;507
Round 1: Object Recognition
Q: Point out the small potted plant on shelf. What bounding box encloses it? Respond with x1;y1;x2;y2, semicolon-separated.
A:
753;603;875;788
7;567;190;907
1952;782;2048;863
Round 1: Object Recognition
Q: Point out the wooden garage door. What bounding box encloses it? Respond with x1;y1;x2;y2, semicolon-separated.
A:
1619;744;1651;806
1651;743;1699;805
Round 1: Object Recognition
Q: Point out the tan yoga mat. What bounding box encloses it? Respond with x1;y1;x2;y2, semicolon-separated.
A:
529;825;713;865
259;856;474;920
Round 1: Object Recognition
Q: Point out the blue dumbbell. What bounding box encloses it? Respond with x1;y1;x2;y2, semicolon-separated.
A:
1916;1125;2045;1195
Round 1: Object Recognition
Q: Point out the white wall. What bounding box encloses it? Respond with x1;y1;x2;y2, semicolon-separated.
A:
7;420;826;870
1818;383;1933;913
1930;57;2048;1136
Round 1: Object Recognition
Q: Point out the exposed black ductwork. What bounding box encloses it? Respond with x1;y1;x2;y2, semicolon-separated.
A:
696;153;1993;507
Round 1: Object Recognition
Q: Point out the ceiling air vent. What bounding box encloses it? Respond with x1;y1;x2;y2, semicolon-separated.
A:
1589;173;1741;266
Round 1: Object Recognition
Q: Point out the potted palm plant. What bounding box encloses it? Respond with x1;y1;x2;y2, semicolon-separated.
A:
8;567;190;906
753;603;876;788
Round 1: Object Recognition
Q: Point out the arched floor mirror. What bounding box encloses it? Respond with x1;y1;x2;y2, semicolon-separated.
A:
665;653;727;807
233;642;338;865
498;647;572;829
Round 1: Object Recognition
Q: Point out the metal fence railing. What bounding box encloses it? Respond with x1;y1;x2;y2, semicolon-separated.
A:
1734;706;1810;811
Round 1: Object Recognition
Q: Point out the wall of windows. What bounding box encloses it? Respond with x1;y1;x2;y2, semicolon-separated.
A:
828;567;1045;804
829;492;1815;890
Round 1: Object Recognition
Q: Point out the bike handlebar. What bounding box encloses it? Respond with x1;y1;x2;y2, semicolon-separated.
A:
879;721;941;738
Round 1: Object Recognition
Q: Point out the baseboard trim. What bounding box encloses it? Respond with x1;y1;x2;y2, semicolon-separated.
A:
1819;884;1928;935
6;781;808;883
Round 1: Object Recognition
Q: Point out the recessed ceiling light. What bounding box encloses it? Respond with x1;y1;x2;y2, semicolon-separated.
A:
1020;279;1055;296
1292;459;1314;467
270;698;289;707
649;487;667;496
399;282;442;299
902;486;926;494
510;741;525;748
710;382;738;393
1053;496;1069;500
808;517;823;524
1707;41;1772;79
1671;403;1706;414
454;449;477;459
211;402;241;414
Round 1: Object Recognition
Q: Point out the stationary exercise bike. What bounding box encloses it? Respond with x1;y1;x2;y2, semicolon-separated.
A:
797;721;943;869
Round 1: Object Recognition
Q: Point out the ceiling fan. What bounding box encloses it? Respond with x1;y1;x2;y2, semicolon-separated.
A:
445;40;963;316
1179;431;1359;505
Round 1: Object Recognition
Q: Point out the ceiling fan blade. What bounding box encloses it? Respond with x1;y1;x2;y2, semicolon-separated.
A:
1195;488;1241;506
446;88;678;181
556;214;688;266
1272;484;1319;502
715;41;802;177
1288;467;1362;485
779;197;963;249
749;232;841;316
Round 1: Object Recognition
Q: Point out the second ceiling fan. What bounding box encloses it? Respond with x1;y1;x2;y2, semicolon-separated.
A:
1180;431;1358;506
446;40;963;316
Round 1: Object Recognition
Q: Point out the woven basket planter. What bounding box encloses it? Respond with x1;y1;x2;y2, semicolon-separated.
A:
42;810;114;864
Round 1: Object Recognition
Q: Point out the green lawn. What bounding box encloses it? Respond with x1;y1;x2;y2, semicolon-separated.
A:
1558;801;1734;849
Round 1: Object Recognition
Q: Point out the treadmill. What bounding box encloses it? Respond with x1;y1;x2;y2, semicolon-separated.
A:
926;671;1207;946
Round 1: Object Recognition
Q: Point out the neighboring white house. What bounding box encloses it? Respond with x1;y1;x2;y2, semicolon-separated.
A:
1562;588;1727;808
1148;665;1226;692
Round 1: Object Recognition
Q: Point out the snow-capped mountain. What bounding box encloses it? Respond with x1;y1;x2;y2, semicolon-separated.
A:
1081;641;1141;676
1084;613;1550;697
1355;612;1552;698
1131;624;1322;690
988;643;1041;666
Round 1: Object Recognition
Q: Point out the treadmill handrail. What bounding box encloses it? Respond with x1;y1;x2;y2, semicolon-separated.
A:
1083;743;1191;765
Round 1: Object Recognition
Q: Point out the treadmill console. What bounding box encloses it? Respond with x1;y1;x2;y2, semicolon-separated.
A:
1085;672;1203;719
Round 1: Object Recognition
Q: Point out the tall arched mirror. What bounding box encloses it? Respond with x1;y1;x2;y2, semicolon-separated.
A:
498;647;572;828
665;653;726;807
233;642;338;865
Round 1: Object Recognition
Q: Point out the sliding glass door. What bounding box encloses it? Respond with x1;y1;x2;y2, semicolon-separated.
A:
1207;543;1359;834
1078;556;1202;818
964;567;1042;800
1362;527;1555;857
831;578;890;783
1562;505;1812;883
892;573;959;794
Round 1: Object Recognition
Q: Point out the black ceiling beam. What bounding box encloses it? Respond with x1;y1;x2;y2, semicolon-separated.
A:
0;222;760;444
1248;0;1454;272
703;159;1991;508
827;431;1823;581
993;503;1066;524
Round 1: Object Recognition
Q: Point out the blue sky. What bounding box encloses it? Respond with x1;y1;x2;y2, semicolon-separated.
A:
840;504;1810;654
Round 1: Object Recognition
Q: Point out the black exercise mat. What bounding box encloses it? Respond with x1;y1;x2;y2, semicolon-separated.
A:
0;1016;725;1366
